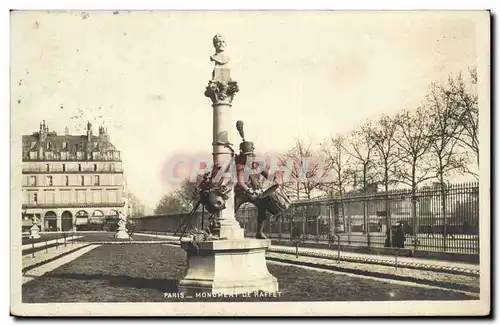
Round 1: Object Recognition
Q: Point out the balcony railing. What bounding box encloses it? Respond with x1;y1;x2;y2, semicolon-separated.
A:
23;184;122;188
22;202;126;209
22;169;123;174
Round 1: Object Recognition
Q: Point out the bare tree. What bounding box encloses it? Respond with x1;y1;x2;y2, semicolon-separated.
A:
343;122;378;234
322;134;353;235
443;68;479;176
280;139;330;200
393;106;435;246
371;115;400;244
426;80;470;249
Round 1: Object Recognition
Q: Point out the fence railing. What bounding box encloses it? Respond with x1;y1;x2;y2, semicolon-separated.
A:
133;182;479;255
235;182;479;255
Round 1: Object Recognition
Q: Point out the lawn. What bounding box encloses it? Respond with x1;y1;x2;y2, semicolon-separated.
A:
22;243;477;303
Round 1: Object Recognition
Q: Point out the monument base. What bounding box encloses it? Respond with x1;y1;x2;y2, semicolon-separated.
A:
114;229;130;239
29;226;40;239
178;239;279;295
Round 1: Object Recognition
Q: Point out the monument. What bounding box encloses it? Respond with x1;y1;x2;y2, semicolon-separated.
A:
177;34;279;295
114;212;131;239
29;215;41;239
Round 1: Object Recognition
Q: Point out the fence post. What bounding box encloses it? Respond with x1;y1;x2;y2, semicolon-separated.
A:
45;241;48;254
337;234;341;264
328;205;332;249
412;195;419;250
346;203;351;246
316;214;319;243
32;242;35;258
278;217;282;239
395;248;398;271
302;208;306;242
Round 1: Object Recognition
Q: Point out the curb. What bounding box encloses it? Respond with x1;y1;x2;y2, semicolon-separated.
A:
90;240;181;245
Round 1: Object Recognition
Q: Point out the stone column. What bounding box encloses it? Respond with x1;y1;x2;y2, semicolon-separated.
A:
204;70;243;240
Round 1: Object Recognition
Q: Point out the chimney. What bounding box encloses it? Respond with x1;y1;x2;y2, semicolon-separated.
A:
40;120;47;142
86;121;93;141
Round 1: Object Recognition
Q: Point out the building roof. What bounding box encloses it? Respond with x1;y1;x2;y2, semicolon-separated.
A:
22;121;119;161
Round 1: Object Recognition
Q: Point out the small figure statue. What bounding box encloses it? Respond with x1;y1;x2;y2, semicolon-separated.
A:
29;214;41;239
117;214;126;228
210;33;230;67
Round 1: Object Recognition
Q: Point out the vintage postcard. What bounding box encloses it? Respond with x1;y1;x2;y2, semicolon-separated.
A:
10;10;490;317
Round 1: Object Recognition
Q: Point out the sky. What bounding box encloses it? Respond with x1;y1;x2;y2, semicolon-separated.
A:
10;11;481;213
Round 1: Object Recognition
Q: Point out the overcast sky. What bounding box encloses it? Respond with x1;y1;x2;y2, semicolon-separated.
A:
11;11;481;212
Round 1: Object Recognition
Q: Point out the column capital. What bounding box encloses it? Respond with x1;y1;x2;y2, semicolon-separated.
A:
204;80;239;104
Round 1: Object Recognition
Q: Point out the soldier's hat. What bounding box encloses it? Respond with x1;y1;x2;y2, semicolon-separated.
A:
239;141;255;155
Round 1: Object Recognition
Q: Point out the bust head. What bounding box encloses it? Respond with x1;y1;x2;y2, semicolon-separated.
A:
213;34;226;53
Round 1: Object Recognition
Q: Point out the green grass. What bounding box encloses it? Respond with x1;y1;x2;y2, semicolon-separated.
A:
22;243;477;303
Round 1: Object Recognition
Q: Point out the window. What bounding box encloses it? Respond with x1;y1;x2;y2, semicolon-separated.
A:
62;141;68;150
78;164;82;172
46;164;50;172
62;164;66;172
33;193;38;204
93;164;97;172
93;175;100;186
109;164;115;172
65;176;69;186
29;151;37;160
46;176;53;186
28;176;37;186
81;176;85;186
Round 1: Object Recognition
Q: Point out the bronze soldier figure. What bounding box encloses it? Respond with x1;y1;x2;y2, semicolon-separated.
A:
233;121;291;239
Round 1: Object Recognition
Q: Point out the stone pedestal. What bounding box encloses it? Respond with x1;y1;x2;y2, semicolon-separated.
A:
29;224;40;239
178;239;278;295
114;225;130;239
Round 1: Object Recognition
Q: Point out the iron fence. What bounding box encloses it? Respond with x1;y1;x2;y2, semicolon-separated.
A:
132;182;479;255
236;182;479;255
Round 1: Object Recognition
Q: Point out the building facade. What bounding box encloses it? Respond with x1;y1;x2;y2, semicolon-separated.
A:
22;121;126;232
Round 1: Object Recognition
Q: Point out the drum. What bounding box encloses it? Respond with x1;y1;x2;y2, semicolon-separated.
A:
264;185;292;215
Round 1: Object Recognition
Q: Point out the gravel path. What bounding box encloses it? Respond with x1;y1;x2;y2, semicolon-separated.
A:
22;242;93;272
266;251;480;295
23;244;100;284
